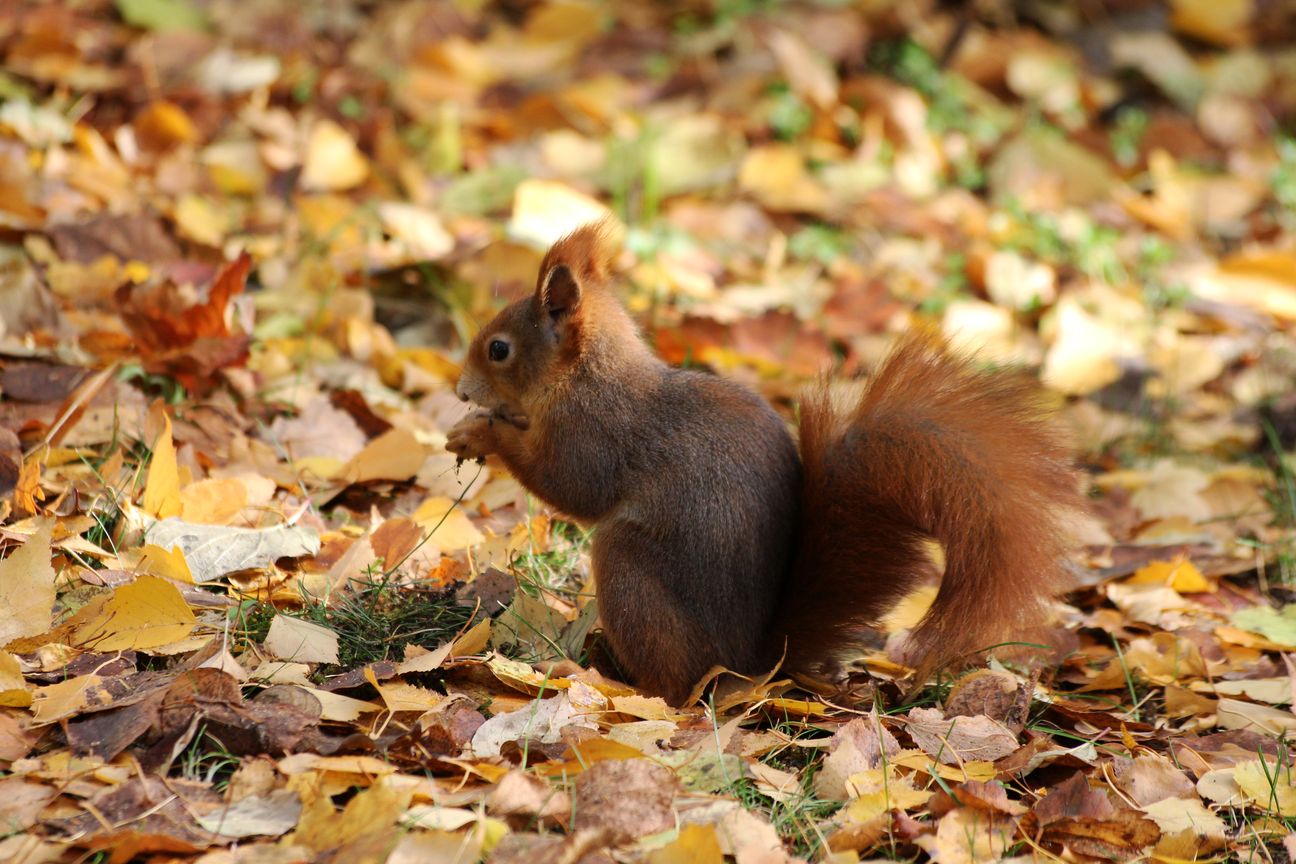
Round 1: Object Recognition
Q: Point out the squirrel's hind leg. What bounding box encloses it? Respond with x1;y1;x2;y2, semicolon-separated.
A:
590;523;720;705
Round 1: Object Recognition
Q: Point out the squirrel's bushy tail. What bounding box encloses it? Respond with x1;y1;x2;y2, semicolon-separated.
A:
777;331;1081;685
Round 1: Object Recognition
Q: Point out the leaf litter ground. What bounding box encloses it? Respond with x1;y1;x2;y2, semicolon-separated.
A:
2;1;1296;862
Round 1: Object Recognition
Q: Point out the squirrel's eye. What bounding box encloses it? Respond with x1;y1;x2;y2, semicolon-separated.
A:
488;339;510;362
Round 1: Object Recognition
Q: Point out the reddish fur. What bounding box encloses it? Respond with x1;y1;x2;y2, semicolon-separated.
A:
538;219;620;291
778;332;1080;684
451;224;1083;704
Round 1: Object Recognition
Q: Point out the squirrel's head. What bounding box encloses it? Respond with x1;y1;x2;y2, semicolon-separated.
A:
456;219;641;419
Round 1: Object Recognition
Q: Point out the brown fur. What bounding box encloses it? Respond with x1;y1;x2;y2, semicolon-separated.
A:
449;224;1082;704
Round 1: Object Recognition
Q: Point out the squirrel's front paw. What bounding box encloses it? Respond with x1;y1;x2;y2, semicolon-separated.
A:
446;410;497;464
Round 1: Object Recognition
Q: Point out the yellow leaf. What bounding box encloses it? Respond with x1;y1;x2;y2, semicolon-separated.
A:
1235;760;1296;816
0;521;56;647
450;616;492;657
1170;0;1253;47
648;823;724;864
136;544;194;584
738;145;828;213
295;456;344;481
134;100;198;148
123;260;151;282
0;651;32;708
487;653;567;692
396;642;454;674
364;666;443;713
377;203;454;260
70;576;196;652
412;496;484;553
845;783;934;823
342;428;427;485
297;687;382;722
1128;558;1212;593
891;751;999;782
202;140;267;196
380;347;461;389
609;694;683;721
290;776;411;852
13;451;45;516
881;584;938;632
508;178;616;249
30;673;102;725
1041;296;1126;395
179;477;248;525
761;697;830;717
174;194;227;247
294;195;363;258
300;119;369;191
142;411;182;519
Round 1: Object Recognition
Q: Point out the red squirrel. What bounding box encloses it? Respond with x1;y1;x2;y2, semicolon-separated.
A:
447;222;1080;704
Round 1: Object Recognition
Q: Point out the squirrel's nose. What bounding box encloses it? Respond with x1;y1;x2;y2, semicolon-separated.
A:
454;380;468;402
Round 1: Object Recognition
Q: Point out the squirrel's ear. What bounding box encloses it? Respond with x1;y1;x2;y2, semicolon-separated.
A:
539;263;582;321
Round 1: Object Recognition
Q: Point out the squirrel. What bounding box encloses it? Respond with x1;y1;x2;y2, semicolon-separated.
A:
447;221;1081;705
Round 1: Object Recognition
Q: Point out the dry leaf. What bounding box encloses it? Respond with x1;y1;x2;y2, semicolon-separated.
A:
265;615;341;664
144;519;320;582
0;521;55;648
341;428;427;485
301;119;370;191
69;575;197;651
142;410;182;520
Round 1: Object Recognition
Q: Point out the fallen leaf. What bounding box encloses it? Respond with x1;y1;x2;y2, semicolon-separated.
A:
144;519;320;582
1234;759;1296;816
69;575;197;651
905;708;1020;765
573;758;678;841
412;496;485;553
1127;558;1213;593
0;652;32;707
508;179;616;249
341;428;427;484
301;119;370;192
649;823;724;864
0;520;55;647
141;410;182;520
195;790;303;838
264;615;340;665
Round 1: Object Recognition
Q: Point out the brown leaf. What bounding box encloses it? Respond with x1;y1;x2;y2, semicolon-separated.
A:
1111;753;1196;806
1042;809;1161;860
67;692;162;760
944;669;1031;731
0;777;58;831
487;769;571;824
1032;772;1116;826
0;429;19;500
47;212;181;265
928;779;1028;818
117;253;251;385
59;776;223;861
572;759;678;841
0;709;38;761
905;707;1020;765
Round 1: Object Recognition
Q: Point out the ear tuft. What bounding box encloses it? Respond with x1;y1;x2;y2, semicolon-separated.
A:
540;263;581;318
536;217;623;293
